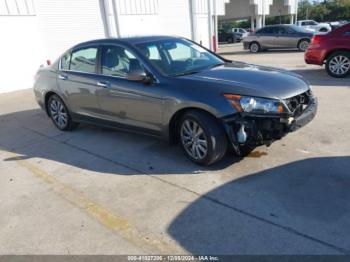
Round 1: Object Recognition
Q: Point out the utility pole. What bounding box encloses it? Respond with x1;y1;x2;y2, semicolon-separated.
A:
295;0;298;24
262;0;266;27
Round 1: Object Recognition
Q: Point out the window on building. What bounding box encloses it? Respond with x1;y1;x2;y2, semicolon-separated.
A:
70;47;98;74
117;0;158;15
0;0;36;16
101;45;142;78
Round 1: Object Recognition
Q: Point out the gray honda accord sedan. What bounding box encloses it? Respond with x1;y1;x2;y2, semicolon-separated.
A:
33;36;317;165
243;25;314;53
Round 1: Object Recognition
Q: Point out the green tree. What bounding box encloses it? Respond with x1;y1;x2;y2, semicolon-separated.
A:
298;0;350;22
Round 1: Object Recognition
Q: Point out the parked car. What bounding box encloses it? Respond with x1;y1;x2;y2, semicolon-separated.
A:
33;36;317;165
305;23;350;78
232;28;249;38
218;29;240;43
296;20;331;33
243;25;314;53
329;20;349;30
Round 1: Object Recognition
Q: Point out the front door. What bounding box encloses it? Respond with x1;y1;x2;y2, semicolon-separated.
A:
96;45;163;133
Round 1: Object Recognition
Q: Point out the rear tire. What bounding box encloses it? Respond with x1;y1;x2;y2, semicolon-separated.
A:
227;37;234;43
325;51;350;78
249;42;260;53
298;39;310;52
179;111;228;166
48;94;78;131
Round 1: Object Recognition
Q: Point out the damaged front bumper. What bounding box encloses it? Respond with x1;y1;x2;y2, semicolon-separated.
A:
222;96;318;150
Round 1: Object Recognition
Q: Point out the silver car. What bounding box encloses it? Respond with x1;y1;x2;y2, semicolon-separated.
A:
33;36;317;165
243;25;314;53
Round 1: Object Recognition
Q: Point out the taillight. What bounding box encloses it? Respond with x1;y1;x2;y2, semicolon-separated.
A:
46;59;51;66
311;35;323;45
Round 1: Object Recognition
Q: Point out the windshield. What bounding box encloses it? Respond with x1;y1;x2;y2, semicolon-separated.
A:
135;39;224;76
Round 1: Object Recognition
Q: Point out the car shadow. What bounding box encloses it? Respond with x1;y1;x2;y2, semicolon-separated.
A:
0;109;242;175
167;156;350;254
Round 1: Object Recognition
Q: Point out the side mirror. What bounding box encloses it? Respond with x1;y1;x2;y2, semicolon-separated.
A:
126;69;148;82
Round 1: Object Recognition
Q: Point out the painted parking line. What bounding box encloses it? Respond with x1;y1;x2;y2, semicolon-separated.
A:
6;151;178;254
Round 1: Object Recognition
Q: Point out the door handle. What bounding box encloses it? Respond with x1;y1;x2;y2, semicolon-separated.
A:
97;81;111;88
58;74;67;80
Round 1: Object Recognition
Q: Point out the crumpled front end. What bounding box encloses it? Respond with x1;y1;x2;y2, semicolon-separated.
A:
222;90;318;154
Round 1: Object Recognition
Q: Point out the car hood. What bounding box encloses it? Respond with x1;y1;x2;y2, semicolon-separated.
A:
188;62;310;99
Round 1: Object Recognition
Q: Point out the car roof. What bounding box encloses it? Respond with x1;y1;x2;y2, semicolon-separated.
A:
72;35;181;49
262;24;292;28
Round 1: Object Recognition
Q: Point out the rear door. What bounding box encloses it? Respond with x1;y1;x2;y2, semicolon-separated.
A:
57;45;101;117
256;27;277;48
275;26;299;48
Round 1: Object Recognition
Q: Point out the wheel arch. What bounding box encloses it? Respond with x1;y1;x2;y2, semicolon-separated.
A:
324;49;350;63
44;91;68;117
250;41;261;48
167;107;223;144
249;41;261;52
297;38;311;46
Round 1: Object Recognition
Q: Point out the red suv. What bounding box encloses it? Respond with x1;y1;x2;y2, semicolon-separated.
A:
305;23;350;78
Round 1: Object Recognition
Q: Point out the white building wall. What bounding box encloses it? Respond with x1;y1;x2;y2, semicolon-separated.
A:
158;0;192;38
0;0;227;93
0;15;44;93
36;0;106;61
0;0;44;93
109;0;192;39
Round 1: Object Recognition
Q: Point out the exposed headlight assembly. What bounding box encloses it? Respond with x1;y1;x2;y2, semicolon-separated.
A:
224;94;286;114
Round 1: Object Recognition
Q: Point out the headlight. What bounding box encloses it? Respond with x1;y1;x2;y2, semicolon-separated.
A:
224;94;286;114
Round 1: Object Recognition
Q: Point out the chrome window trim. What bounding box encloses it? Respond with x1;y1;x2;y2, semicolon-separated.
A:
58;43;160;84
99;43;160;83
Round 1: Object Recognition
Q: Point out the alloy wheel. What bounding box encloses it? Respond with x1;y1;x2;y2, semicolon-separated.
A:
328;55;350;76
250;43;259;53
299;40;309;52
180;119;208;160
49;99;68;129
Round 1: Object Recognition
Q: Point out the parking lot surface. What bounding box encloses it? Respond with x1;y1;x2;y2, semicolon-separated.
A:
0;44;349;254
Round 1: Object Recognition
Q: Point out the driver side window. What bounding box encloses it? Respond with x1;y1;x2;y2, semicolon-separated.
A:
100;45;142;78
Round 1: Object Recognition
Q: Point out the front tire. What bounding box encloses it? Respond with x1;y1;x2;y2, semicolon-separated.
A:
48;94;78;131
325;52;350;78
179;111;227;166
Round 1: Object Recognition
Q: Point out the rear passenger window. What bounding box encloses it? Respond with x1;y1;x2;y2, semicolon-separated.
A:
257;27;273;34
70;47;98;73
60;52;71;70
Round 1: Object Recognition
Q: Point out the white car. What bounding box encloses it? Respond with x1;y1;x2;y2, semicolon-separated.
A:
296;20;331;33
232;28;249;38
